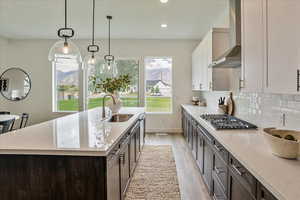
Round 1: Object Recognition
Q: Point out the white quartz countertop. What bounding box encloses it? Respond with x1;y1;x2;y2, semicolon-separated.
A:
182;104;300;200
0;107;145;156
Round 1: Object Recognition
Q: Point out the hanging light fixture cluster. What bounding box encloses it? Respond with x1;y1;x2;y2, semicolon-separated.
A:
49;0;117;77
48;0;82;63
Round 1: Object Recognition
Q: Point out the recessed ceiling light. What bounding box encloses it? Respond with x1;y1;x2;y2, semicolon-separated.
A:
160;0;168;3
161;24;168;28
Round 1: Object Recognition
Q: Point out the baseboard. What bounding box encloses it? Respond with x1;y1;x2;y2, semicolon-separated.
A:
146;128;182;133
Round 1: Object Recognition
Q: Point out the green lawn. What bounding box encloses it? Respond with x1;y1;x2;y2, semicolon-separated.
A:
145;97;172;113
58;96;171;113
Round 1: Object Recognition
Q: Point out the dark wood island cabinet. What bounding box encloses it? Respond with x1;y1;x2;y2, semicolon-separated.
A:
0;109;146;200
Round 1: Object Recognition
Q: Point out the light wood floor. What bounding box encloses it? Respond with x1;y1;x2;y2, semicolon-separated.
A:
145;133;211;200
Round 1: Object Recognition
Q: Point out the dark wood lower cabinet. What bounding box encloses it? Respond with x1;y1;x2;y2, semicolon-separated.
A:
129;123;140;176
0;156;107;200
203;132;214;194
181;108;278;200
139;114;146;151
213;153;228;194
196;126;204;173
120;138;131;199
107;149;121;200
192;121;198;159
228;169;256;200
257;183;277;200
188;118;193;148
136;126;141;158
0;118;145;200
212;172;227;200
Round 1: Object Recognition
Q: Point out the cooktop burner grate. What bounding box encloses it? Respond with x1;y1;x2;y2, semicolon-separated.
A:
200;114;257;130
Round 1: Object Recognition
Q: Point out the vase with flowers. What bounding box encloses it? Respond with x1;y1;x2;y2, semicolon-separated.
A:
90;74;131;114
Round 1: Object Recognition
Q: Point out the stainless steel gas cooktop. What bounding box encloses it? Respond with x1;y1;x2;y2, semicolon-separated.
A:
200;114;257;130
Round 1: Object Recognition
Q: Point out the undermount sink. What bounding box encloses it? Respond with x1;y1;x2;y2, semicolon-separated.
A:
108;114;134;122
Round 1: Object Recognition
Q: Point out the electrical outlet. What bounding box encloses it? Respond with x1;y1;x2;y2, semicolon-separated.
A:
280;113;286;127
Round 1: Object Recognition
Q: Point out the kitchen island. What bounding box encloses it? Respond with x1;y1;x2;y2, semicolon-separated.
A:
0;107;145;200
182;104;300;200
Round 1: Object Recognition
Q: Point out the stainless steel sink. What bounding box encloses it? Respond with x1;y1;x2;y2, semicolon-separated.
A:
108;114;134;122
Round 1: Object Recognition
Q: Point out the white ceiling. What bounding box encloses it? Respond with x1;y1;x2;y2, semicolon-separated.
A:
0;0;228;40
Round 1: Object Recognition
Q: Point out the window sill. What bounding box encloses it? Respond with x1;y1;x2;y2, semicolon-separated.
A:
52;111;78;114
146;112;173;115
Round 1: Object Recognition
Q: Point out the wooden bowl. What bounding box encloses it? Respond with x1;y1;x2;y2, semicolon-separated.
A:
263;128;300;159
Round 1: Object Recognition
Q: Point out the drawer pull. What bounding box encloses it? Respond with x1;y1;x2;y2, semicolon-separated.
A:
213;194;226;200
214;144;223;152
231;164;244;176
120;153;126;165
199;138;203;147
214;167;225;175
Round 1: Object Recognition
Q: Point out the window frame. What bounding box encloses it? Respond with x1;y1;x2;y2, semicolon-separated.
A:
83;57;141;110
144;56;173;114
52;55;80;113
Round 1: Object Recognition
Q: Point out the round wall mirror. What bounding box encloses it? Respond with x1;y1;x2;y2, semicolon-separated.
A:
0;68;31;101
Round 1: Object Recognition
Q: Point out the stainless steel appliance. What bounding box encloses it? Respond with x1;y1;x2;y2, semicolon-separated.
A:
200;114;257;130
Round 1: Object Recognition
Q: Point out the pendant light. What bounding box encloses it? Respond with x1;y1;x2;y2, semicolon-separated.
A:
48;0;82;63
83;0;101;69
104;16;117;77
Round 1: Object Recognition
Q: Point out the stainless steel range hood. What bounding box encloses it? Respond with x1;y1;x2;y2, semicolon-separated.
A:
210;0;241;68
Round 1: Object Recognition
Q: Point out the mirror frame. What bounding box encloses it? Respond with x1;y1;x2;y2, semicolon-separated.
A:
0;67;32;101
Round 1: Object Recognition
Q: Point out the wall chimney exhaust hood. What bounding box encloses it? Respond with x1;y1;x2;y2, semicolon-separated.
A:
210;0;241;68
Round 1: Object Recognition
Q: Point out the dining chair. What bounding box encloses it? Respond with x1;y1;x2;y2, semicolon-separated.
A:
19;113;29;129
0;111;10;115
0;119;15;134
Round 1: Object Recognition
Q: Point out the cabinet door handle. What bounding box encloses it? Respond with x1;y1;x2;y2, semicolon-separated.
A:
199;138;203;147
239;79;245;89
214;144;223;152
261;190;266;200
297;69;300;92
231;164;244;176
214;167;225;175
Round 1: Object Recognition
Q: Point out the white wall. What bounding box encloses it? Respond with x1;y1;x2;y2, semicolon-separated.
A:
213;0;229;28
0;36;8;68
0;36;9;109
0;39;198;132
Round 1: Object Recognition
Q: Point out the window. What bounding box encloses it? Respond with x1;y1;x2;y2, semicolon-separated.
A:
145;57;172;113
86;59;139;109
52;55;80;112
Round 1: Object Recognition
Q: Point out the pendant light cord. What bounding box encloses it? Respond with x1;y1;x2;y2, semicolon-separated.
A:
108;17;111;55
104;16;113;60
65;0;67;28
92;0;95;45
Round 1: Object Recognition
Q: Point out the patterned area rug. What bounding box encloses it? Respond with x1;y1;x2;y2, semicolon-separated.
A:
125;145;181;200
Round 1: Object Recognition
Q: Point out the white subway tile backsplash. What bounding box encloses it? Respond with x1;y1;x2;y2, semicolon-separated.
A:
199;91;300;130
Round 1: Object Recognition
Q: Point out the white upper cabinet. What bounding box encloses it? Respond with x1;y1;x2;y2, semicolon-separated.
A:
265;0;300;94
192;28;230;91
241;0;265;93
192;44;201;91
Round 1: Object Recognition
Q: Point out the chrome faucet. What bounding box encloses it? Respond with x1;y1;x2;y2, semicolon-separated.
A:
102;94;116;119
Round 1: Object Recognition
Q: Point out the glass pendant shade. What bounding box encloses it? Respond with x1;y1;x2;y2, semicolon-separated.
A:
83;53;102;70
103;59;118;78
48;40;82;63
